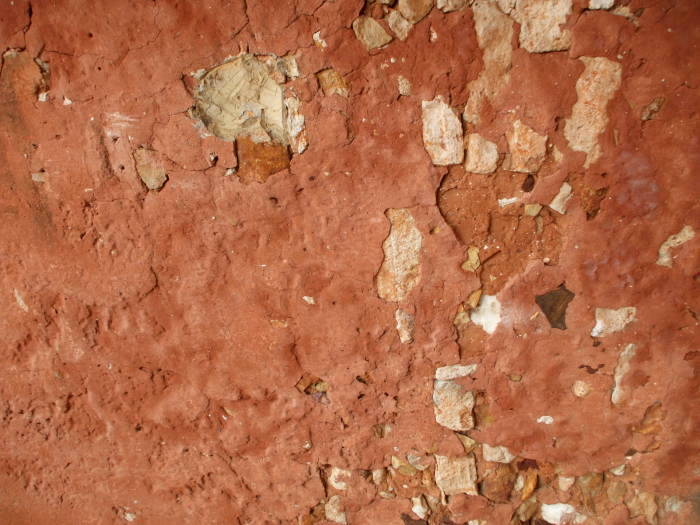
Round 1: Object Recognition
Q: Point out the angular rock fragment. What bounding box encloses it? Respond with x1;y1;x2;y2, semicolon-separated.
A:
589;0;614;9
626;491;657;525
193;55;287;144
387;10;413;41
352;16;393;50
464;133;498;174
461;246;480;272
398;0;434;23
564;57;622;168
535;283;575;330
325;495;347;524
133;148;168;190
464;1;513;124
571;380;591;398
437;0;469;12
503;120;547;173
656;225;695;267
524;203;542;216
641;97;665;121
284;97;307;155
434;455;478;496
317;69;349;98
591;307;636;337
470;295;501;334
395;308;415;343
611;343;636;405
480;463;516;502
235;137;290;183
411;494;429;519
558;476;575;491
421;97;464;165
482;444;515;464
517;497;539;521
433;379;475;431
540;502;585;524
512;0;572;53
376;208;423;302
435;364;477;381
549;182;573;214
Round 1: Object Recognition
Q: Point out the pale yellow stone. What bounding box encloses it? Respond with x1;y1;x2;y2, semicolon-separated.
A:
434;455;478;496
461;246;481;272
656;225;695;267
422;97;464;165
376;208;423;302
133;148;167;190
591;307;636;337
433;380;475;431
512;0;572;53
464;133;498;173
398;0;434;23
395;308;415;343
352;16;393;50
524;203;542;216
504;120;547;173
387;9;413;41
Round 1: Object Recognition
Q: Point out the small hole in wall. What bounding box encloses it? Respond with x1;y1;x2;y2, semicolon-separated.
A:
119;165;125;171
97;66;102;71
112;136;119;143
135;424;142;432
522;174;535;192
88;32;94;38
269;197;278;206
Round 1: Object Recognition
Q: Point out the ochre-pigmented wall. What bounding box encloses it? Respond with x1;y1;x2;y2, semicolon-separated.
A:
0;1;698;524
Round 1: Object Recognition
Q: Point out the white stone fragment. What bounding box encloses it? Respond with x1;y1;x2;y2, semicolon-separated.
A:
434;455;478;496
609;464;625;476
124;512;136;522
589;0;614;9
549;182;573;214
611;343;636;405
656;225;695;267
376;208;423;302
421;96;464;165
564;57;622;168
465;133;499;173
37;91;48;102
498;197;519;207
482;444;515;463
435;364;477;380
537;415;554;425
328;467;351;491
285;96;308;154
512;0;572;53
470;294;501;335
541;503;585;524
571;380;591;398
558;476;575;491
395;308;415;343
325;495;347;524
302;296;316;305
411;494;430;519
433;379;475;431
14;289;29;312
31;171;46;182
591;307;636;337
63;96;72;105
387;9;413;41
313;31;328;48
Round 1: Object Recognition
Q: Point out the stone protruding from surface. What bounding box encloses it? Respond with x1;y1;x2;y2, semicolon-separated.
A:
433;379;475;431
193;55;287;144
504;120;547;173
397;75;412;96
470;294;501;334
549;182;573;214
656;225;695;267
387;10;413;41
324;495;347;524
434;455;478;496
591;307;636;337
327;467;351;491
482;444;516;464
435;364;477;380
395;308;415;343
611;343;636;405
376;208;423;302
512;0;572;53
437;0;469;12
464;133;498;173
421;97;464;165
352;16;393;50
285;96;307;154
564;57;622;168
398;0;434;23
540;503;584;524
589;0;614;9
464;0;513;124
133;148;167;190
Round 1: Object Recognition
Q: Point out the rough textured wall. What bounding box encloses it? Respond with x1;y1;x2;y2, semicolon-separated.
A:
0;0;698;524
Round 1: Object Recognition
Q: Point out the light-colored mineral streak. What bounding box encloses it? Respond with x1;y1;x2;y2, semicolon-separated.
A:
564;57;622;168
611;343;636;405
656;225;695;267
464;0;513;124
376;208;423;302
